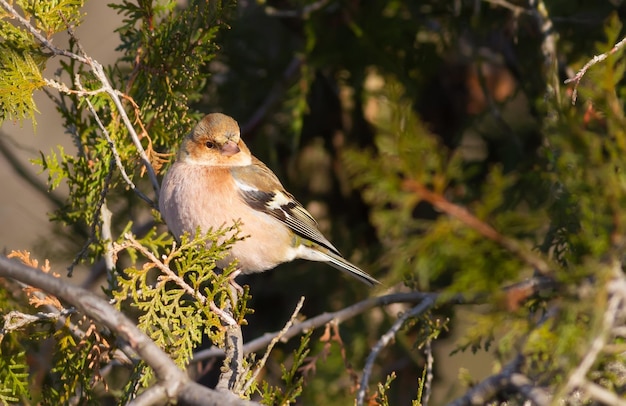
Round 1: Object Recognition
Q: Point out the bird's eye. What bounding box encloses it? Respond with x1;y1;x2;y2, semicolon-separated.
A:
205;141;215;149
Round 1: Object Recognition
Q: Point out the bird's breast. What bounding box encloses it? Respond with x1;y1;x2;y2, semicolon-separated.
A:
159;163;295;272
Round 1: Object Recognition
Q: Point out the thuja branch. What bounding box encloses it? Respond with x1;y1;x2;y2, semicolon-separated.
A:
0;0;160;201
402;179;552;275
0;255;257;406
112;233;237;326
75;75;153;206
113;232;249;393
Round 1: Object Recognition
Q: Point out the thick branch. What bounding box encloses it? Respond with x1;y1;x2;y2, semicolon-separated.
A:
0;256;256;406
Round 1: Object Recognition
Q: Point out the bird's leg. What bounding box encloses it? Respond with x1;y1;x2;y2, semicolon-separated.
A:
227;268;243;307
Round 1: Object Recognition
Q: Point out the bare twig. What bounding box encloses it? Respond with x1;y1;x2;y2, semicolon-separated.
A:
565;35;626;104
356;296;437;406
45;78;108;97
240;296;306;394
75;75;153;206
0;255;257;406
482;0;528;14
566;294;621;387
100;202;116;288
579;380;626;406
91;61;161;198
192;291;442;362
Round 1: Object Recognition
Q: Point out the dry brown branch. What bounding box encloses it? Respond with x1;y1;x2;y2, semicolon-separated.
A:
402;179;552;275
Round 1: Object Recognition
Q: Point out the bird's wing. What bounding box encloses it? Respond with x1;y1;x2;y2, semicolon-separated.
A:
230;157;341;256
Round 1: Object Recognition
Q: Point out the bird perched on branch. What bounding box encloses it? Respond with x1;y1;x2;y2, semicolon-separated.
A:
159;113;379;286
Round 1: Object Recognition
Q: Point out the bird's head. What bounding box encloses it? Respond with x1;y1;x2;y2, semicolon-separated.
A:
178;113;252;167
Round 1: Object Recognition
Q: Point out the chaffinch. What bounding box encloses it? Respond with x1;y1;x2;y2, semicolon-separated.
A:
159;113;379;286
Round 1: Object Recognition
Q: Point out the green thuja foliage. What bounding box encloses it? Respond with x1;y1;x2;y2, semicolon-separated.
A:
0;0;84;126
374;372;395;406
344;81;547;293
42;326;109;404
111;224;252;392
5;0;626;404
260;332;311;405
526;13;626;387
1;0;266;403
113;225;248;367
0;350;28;405
0;50;45;125
341;10;626;402
109;0;227;144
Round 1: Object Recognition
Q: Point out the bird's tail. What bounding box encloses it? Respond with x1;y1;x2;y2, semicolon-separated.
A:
321;250;380;287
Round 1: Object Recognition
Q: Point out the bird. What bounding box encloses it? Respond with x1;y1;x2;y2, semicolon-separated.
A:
159;113;379;286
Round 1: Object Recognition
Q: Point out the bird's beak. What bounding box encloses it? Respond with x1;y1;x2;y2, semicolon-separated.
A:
221;140;240;157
